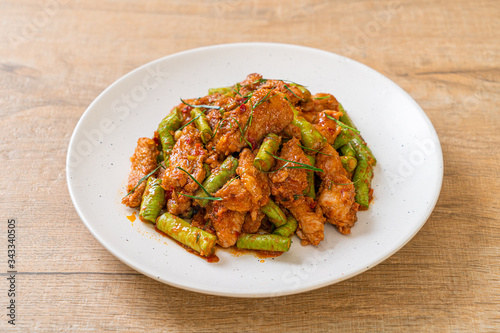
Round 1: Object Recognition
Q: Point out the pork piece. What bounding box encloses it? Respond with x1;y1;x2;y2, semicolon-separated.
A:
269;138;325;245
260;79;311;104
171;93;222;127
237;148;270;207
242;210;266;234
313;111;342;146
211;88;294;156
206;108;223;133
190;209;215;234
235;148;270;232
269;137;310;206
317;184;358;234
236;73;265;96
214;178;253;212
210;103;249;155
315;143;358;234
245;89;294;147
300;93;340;123
301;93;339;113
282;122;302;141
289;198;325;246
204;149;222;169
205;178;252;247
162;125;208;215
122;137;160;207
316;143;349;180
206;203;246;248
207;155;270;246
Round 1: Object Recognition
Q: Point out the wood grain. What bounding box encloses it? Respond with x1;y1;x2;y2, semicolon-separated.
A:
1;0;499;331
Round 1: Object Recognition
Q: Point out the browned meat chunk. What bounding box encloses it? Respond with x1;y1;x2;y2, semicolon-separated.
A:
300;93;340;123
245;89;294;148
282;122;302;141
242;210;266;234
269;137;310;206
315;143;358;234
204;177;254;247
301;93;339;113
211;88;294;156
206;203;246;248
316;142;349;179
317;184;358;234
313;111;342;145
162;126;208;215
260;79;311;104
237;73;264;96
269;137;325;245
214;178;253;212
237;148;270;207
289;198;325;246
122;137;159;207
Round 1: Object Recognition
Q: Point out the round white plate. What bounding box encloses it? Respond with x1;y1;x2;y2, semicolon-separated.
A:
67;43;443;297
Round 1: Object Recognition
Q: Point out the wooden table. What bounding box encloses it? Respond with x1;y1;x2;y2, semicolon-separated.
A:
1;0;499;331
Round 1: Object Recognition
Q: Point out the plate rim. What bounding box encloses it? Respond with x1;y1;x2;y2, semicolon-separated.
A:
66;42;444;297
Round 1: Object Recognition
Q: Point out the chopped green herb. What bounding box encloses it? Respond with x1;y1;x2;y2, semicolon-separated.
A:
176;166;213;198
253;89;273;109
178;108;208;131
180;98;221;110
262;78;306;87
233;83;242;97
284;84;304;101
260;162;290;174
220;168;249;191
123;164;162;198
298;144;334;157
228;115;254;150
179;193;222;201
326;115;360;133
267;152;324;173
211;118;226;139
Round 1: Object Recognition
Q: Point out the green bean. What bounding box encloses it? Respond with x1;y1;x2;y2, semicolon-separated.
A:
273;216;298;238
139;177;165;223
351;135;377;166
352;153;373;209
337;104;377;166
260;200;287;227
304;155;316;199
254;133;281;172
203;163;211;179
195;156;238;207
156;213;217;256
236;234;291;252
290;105;326;151
338;103;357;130
191;107;212;144
340;156;357;173
158;108;182;157
156;151;164;163
333;128;356;149
340;142;355;157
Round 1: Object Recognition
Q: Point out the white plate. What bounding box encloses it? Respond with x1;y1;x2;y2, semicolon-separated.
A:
66;43;443;297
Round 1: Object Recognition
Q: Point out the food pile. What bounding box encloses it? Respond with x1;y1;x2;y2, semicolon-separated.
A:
122;74;376;258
